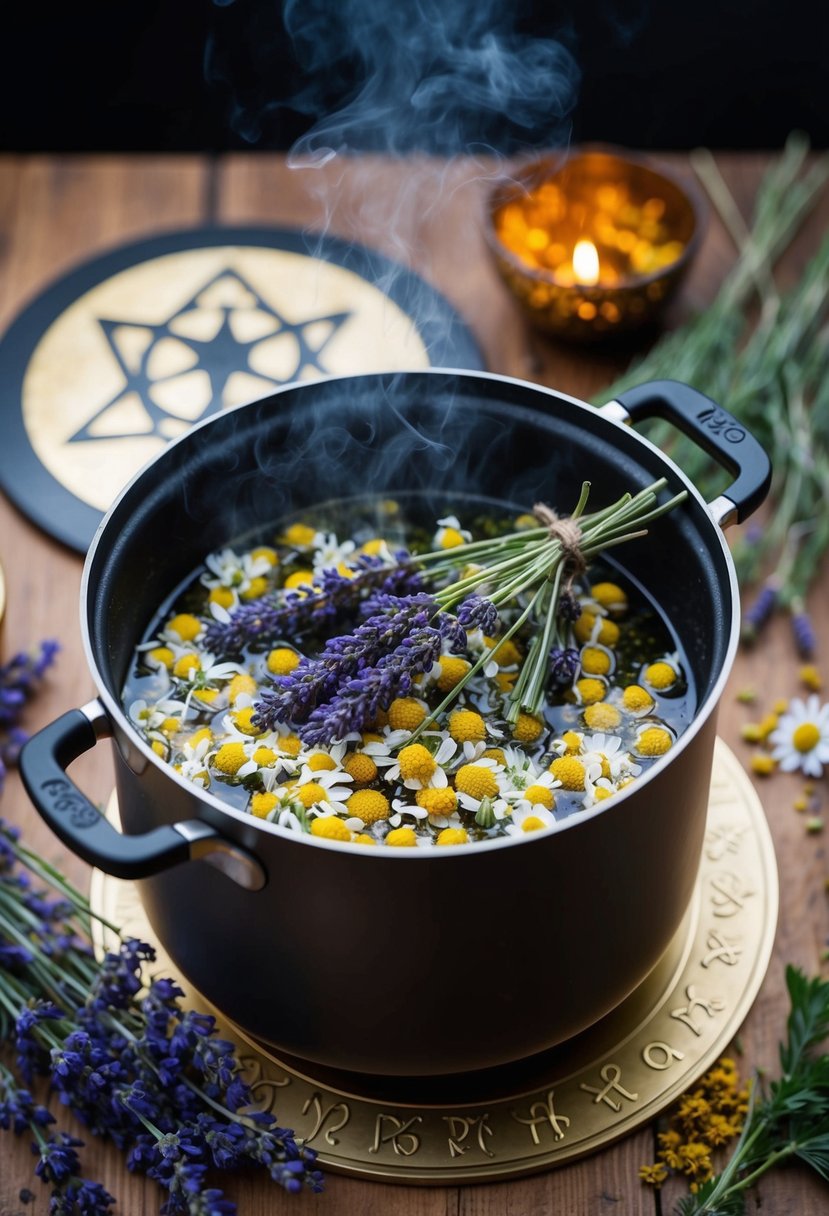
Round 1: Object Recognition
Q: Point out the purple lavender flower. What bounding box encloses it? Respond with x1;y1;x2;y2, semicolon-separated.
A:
0;641;59;767
557;591;582;623
253;593;439;731
457;595;500;635
549;646;580;687
297;620;443;746
741;580;778;644
792;609;816;659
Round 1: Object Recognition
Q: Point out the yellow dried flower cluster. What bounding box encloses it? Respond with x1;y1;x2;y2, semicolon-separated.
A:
639;1056;749;1191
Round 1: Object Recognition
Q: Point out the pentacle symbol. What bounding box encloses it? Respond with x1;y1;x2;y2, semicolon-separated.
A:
68;268;351;444
0;228;483;551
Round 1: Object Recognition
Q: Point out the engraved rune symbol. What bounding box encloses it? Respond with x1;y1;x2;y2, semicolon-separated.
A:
579;1064;639;1112
705;823;749;861
238;1053;291;1114
300;1093;351;1146
643;1041;686;1071
443;1114;495;1158
369;1114;423;1156
701;929;743;968
710;871;754;917
511;1090;570;1145
670;984;727;1036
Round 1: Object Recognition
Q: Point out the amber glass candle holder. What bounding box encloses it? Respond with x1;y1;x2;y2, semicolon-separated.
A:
485;147;703;342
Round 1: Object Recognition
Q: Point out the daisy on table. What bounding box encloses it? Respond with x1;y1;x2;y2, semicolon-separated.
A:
768;695;829;777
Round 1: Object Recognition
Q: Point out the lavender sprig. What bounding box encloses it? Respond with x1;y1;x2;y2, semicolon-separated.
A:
253;593;439;731
0;641;59;790
0;819;324;1212
205;559;423;659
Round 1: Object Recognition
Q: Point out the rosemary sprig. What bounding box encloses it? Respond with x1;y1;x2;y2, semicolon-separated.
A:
676;966;829;1215
597;134;829;656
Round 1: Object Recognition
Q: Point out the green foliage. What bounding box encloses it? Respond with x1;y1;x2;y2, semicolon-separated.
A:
676;966;829;1214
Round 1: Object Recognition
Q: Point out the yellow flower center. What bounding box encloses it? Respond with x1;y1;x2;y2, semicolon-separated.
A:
166;613;202;642
593;786;613;802
573;611;620;648
228;673;257;703
151;740;167;758
562;730;582;754
359;538;387;556
549;756;586;790
448;709;486;743
580;646;611;676
192;687;219;706
284;569;315;590
793;722;821;753
294;782;328;808
521;815;546;832
439;527;465;549
415;787;458;816
386;826;418;847
346;790;391;824
437;827;469;846
282;522;316;546
584;702;622;732
487;637;521;667
212;743;248;776
436;655;472;692
231;707;261;736
173;654;200;679
636;727;672;756
455;764;499;800
512;712;544;744
575;677;606;705
343;753;379;784
306;753;337;771
589;582;628;614
148;646;175;670
310;816;352;841
266;647;301;677
397;743;436;783
482;747;506;765
251;792;278;818
622;684;654;712
387;698;428;731
252;746;277;767
278;734;302;757
188;728;213;750
353;833;377;846
209;586;235;609
524;784;554;809
240;576;269;601
250;546;278;566
645;661;677;690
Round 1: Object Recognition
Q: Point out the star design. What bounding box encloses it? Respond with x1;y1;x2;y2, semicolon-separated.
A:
69;267;351;444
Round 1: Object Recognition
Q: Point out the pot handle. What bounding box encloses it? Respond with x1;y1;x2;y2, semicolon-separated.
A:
19;702;266;891
604;379;772;527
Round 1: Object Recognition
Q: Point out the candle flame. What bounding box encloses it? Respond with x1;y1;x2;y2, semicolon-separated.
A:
573;239;600;286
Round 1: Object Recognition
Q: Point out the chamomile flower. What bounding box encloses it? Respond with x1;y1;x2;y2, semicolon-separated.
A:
454;758;511;814
582;733;642;782
433;515;472;549
384;735;456;788
388;797;429;828
505;804;558;836
128;697;188;735
768;695;829;777
310;531;357;576
289;766;354;815
505;768;560;814
174;732;212;788
201;546;275;600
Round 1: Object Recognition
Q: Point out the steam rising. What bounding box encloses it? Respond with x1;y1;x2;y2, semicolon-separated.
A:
208;0;580;159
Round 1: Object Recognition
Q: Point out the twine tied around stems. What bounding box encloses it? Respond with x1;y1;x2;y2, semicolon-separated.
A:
533;502;586;588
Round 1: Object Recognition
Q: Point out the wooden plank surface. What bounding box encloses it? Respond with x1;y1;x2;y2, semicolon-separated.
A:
0;151;827;1216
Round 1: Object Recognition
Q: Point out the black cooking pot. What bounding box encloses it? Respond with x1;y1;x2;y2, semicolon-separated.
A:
20;371;770;1077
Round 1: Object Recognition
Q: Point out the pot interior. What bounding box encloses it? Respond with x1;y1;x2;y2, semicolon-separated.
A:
85;371;733;717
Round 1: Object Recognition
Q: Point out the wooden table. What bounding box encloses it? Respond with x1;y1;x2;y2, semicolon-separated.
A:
0;153;827;1215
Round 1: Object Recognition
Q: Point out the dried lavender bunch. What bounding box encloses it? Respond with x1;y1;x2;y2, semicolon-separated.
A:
0;820;323;1213
0;640;59;790
205;559;422;658
599;135;829;656
252;479;686;744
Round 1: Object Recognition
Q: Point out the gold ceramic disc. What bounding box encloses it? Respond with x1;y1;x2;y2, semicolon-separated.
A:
0;228;482;551
90;738;777;1184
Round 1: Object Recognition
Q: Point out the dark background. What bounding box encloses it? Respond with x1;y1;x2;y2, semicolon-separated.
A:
2;1;827;153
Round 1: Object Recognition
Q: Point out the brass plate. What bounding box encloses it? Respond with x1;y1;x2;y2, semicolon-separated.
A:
90;738;777;1184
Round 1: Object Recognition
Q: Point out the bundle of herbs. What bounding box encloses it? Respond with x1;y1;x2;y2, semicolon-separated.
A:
598;133;829;659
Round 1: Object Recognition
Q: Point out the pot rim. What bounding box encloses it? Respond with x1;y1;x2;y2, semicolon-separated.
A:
80;367;739;860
